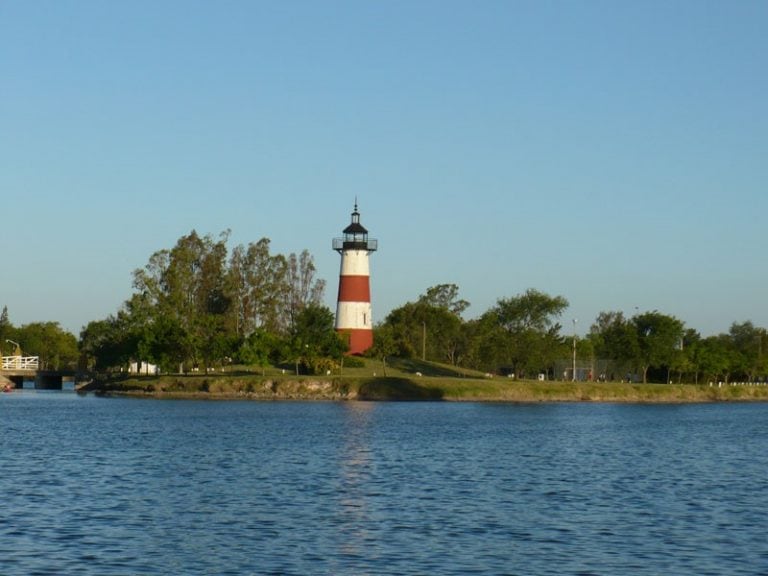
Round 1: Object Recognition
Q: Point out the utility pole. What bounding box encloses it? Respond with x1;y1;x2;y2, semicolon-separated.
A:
422;320;426;361
572;319;577;381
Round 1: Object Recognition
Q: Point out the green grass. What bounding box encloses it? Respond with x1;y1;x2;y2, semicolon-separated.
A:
86;358;768;403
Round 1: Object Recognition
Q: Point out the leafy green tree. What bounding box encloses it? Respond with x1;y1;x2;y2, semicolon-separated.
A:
380;284;470;365
228;242;252;337
195;235;235;371
697;335;736;383
17;322;78;370
685;333;707;384
589;311;638;380
80;295;155;372
227;238;288;337
381;301;457;364
0;306;12;353
237;328;277;375
428;306;466;365
494;289;569;333
482;289;569;377
282;250;326;334
380;301;424;359
73;229;332;374
418;283;470;317
132;230;235;371
132;233;197;368
671;328;700;383
417;284;471;365
631;311;684;383
575;336;596;378
143;315;191;373
289;303;346;374
728;321;768;381
463;314;509;373
80;317;129;372
368;324;398;375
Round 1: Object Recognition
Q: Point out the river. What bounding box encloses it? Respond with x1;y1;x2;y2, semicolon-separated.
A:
1;392;767;575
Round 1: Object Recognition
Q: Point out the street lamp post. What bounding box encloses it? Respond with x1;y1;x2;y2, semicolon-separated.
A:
572;319;577;382
5;339;21;355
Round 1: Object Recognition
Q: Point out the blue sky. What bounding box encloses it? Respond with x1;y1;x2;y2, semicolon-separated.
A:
1;0;766;337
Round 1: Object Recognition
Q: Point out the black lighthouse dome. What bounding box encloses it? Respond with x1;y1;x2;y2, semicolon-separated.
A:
333;201;378;252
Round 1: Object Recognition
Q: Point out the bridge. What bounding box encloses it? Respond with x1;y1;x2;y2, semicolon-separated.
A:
1;356;76;390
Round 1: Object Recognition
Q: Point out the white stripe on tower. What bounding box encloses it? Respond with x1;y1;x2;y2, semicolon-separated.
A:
333;202;377;355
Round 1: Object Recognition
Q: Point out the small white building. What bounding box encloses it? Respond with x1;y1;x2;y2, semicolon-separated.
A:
129;361;158;375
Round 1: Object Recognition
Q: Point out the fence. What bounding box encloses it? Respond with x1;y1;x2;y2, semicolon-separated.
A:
1;356;40;370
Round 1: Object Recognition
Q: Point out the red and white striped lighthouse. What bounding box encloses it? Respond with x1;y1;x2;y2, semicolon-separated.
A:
333;201;377;355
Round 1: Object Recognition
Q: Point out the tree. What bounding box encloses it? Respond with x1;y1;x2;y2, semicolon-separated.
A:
589;311;638;380
369;324;398;375
484;289;569;377
16;322;78;370
728;321;768;381
237;328;276;376
412;284;471;365
380;297;467;365
377;285;469;367
672;328;701;383
422;305;466;365
282;250;326;334
380;301;424;359
0;306;12;351
86;230;328;374
288;303;346;374
195;234;234;371
463;314;509;373
80;295;154;372
80;317;130;372
631;311;684;383
132;230;235;371
697;335;735;383
418;283;470;317
228;238;287;336
142;314;192;373
494;289;569;334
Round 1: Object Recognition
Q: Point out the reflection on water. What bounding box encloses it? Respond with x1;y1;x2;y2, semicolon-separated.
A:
337;403;375;569
1;396;767;575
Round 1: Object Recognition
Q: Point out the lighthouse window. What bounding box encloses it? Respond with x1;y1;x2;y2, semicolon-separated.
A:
363;313;367;325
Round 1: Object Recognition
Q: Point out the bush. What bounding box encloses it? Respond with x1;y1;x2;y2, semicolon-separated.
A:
343;356;365;368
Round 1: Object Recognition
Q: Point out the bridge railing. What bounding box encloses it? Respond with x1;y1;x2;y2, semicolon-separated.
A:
1;356;40;370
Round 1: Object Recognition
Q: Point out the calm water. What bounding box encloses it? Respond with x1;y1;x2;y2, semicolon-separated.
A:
1;393;767;575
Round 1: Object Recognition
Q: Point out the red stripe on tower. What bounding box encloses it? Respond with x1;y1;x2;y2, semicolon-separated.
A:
332;201;378;355
337;276;371;302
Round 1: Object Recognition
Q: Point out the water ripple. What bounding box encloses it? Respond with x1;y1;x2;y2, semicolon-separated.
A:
2;396;768;574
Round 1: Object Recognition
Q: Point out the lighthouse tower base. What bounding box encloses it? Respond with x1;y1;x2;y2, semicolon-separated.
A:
335;293;373;355
337;328;374;356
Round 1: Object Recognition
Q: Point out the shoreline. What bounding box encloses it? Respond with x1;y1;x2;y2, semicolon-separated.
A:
82;375;768;403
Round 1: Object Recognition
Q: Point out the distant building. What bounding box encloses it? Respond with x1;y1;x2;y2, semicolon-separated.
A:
129;361;158;375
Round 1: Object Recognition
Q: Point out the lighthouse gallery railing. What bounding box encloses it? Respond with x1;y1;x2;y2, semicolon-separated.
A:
332;238;378;251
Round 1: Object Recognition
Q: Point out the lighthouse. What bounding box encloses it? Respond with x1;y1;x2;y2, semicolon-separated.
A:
333;201;377;355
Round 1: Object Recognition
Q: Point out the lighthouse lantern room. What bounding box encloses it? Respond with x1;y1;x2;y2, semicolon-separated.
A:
333;202;377;355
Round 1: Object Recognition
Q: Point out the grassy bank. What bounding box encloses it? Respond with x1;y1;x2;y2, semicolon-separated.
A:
84;358;768;403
